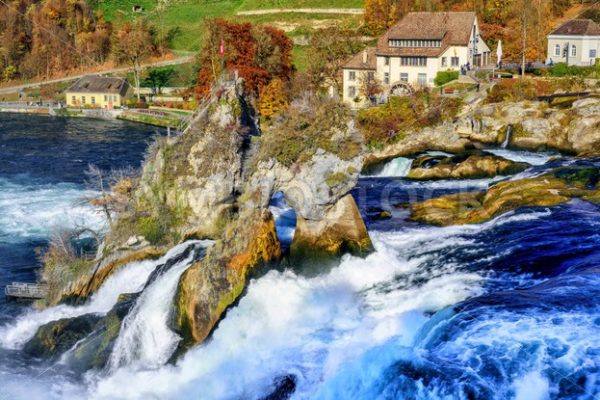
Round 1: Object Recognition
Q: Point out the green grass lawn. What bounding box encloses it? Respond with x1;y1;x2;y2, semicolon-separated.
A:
97;0;364;51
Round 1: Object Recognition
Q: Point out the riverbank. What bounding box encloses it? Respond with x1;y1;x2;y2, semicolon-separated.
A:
0;105;185;129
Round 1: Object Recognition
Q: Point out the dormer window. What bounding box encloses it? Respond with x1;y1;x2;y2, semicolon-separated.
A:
389;39;441;48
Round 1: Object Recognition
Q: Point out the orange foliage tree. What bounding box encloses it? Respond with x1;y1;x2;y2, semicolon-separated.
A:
195;19;293;98
259;78;288;120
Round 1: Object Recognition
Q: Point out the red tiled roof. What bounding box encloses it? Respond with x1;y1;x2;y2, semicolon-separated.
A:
549;19;600;36
377;12;477;57
342;47;377;70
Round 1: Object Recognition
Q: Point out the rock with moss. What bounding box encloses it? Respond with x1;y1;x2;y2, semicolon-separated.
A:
173;209;281;348
410;166;600;226
408;153;529;180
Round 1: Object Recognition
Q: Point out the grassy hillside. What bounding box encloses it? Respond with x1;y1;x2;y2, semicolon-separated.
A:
97;0;364;51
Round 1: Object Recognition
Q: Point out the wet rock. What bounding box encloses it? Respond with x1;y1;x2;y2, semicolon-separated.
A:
407;154;529;180
290;194;373;265
261;375;297;400
173;210;282;348
410;166;600;226
23;314;102;359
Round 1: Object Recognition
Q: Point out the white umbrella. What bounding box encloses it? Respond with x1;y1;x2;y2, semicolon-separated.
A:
496;40;503;66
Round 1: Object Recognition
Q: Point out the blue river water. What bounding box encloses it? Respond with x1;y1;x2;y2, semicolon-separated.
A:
0;114;163;322
0;114;598;399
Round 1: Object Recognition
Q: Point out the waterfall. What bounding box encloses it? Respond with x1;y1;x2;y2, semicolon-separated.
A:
501;125;513;149
377;157;414;177
108;240;213;370
0;242;199;350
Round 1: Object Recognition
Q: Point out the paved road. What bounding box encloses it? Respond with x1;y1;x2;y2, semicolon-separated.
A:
236;8;363;15
0;56;194;95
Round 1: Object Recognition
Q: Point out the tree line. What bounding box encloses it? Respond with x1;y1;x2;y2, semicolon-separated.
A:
0;0;173;82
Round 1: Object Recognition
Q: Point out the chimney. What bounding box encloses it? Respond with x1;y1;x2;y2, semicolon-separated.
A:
362;49;368;64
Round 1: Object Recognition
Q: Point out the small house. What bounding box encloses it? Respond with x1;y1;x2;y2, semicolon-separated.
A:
547;19;600;66
65;75;130;109
342;12;491;107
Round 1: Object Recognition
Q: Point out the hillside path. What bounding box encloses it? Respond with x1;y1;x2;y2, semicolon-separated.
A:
236;8;363;15
0;56;194;95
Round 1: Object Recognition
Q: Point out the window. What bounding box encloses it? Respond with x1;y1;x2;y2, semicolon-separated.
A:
348;71;356;81
71;96;76;104
555;44;561;57
571;45;577;57
400;57;427;66
591;49;598;59
91;96;96;105
417;73;427;86
451;57;459;67
348;86;356;98
400;73;408;82
384;72;390;84
81;96;86;104
384;56;390;66
104;95;108;102
441;57;447;67
367;71;375;81
388;39;441;48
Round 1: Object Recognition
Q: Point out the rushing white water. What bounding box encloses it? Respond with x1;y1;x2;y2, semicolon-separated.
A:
0;241;195;350
108;240;213;370
0;177;104;241
485;148;555;166
501;125;513;148
84;211;555;400
374;157;414;177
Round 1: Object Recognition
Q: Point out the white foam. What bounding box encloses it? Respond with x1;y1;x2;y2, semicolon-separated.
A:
108;240;213;370
485;148;555;166
0;241;196;350
0;177;105;241
89;227;488;400
374;157;414;177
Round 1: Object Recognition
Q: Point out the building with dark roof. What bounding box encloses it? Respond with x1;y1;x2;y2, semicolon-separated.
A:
342;12;491;107
547;19;600;66
65;75;130;108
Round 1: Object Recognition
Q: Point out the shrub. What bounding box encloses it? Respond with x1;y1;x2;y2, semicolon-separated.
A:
486;79;538;103
434;70;459;86
357;92;463;148
136;216;166;244
258;96;363;167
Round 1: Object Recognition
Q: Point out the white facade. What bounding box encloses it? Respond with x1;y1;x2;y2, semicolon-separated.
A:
547;35;600;66
342;12;490;107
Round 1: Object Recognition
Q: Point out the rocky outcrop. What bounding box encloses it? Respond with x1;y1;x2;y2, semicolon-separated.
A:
290;194;372;265
366;98;600;165
410;166;600;226
173;209;281;348
407;153;529;180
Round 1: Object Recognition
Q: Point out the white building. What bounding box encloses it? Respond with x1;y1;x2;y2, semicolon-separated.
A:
547;19;600;66
342;12;491;107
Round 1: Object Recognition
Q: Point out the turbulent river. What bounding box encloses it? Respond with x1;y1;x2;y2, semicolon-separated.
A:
1;114;599;399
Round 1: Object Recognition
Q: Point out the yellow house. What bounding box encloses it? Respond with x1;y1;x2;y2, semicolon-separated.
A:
65;75;130;109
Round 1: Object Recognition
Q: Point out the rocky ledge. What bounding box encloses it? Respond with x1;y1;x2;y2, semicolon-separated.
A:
366;98;600;166
410;165;600;226
407;152;529;180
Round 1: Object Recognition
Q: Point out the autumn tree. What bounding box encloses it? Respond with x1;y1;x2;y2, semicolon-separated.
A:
112;19;154;101
259;78;288;120
306;27;363;92
195;19;293;97
358;72;382;101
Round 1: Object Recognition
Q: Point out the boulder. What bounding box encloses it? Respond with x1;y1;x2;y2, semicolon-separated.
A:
290;194;373;265
173;210;281;348
410;166;600;226
407;153;529;180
